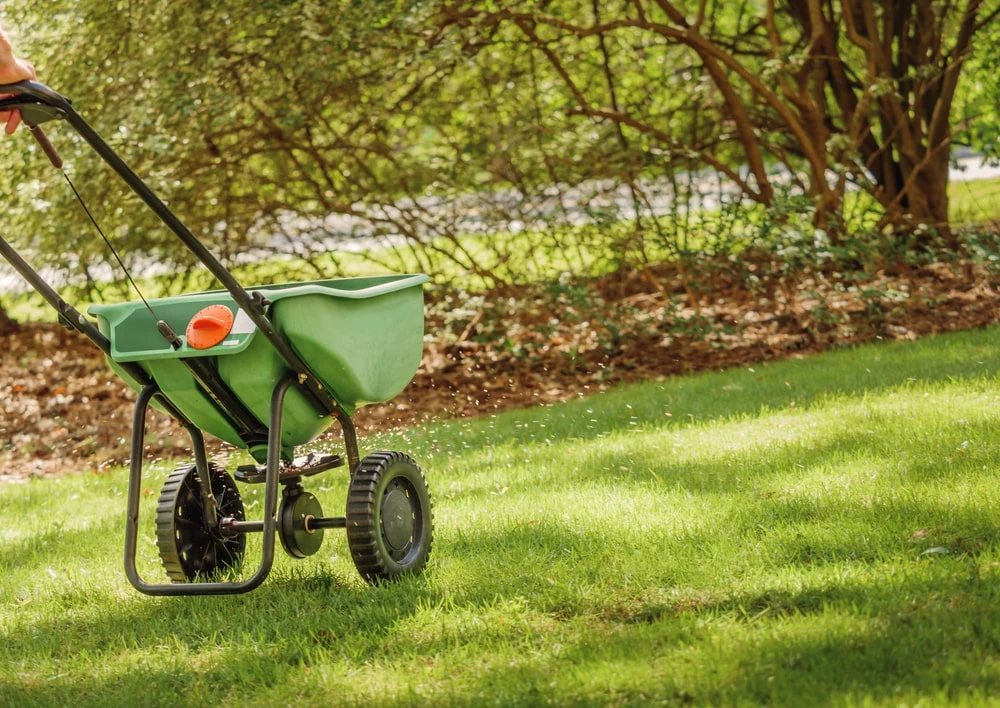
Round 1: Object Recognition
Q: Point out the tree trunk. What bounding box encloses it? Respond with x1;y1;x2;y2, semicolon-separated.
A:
868;122;954;245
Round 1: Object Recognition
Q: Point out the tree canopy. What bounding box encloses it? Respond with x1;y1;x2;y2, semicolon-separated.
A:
0;0;997;297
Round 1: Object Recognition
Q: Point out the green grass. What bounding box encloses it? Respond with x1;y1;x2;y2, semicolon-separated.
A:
951;176;1000;225
7;326;1000;705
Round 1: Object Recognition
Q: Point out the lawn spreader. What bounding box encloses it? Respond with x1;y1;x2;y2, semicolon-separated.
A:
0;81;433;595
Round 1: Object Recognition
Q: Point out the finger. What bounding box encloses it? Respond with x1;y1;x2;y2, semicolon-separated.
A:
5;110;21;134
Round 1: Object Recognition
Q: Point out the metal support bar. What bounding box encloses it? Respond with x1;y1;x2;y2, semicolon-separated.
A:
223;519;265;534
188;426;219;530
221;515;348;534
308;516;347;530
122;375;296;596
176;356;268;444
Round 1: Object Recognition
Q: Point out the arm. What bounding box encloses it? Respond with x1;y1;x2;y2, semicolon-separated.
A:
0;23;37;134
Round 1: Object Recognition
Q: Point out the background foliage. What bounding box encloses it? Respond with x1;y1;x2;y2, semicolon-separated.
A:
0;1;997;301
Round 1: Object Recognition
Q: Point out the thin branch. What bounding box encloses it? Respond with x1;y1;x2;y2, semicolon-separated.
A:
567;105;765;200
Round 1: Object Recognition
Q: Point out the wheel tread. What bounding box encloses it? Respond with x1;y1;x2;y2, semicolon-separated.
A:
154;462;246;583
345;451;433;583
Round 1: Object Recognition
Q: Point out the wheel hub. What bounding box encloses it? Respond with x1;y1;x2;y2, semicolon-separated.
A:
381;485;414;552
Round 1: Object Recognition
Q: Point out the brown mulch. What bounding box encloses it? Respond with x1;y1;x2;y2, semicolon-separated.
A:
2;259;999;482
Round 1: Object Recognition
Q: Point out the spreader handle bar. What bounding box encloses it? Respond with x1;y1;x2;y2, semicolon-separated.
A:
0;81;347;425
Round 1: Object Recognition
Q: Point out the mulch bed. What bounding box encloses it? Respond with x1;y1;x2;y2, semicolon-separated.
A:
2;260;998;482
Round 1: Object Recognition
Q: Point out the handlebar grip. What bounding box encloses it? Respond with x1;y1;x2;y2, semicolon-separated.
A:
0;80;71;108
28;123;63;169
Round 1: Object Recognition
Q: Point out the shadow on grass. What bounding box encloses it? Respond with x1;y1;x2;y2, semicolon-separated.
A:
443;402;1000;509
410;566;1000;704
0;565;440;704
438;480;1000;596
4;488;1000;702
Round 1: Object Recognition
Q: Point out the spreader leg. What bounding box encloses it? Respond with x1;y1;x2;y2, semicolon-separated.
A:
189;427;220;529
123;383;160;592
122;376;296;595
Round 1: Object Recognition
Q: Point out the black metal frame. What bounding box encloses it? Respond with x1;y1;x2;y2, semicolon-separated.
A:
124;378;294;595
0;81;363;595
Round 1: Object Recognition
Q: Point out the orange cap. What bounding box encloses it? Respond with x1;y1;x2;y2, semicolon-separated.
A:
186;304;235;350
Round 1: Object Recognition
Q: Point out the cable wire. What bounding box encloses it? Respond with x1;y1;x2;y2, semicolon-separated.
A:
60;169;160;323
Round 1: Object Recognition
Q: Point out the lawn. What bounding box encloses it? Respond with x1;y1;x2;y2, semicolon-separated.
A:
4;325;1000;705
952;176;1000;225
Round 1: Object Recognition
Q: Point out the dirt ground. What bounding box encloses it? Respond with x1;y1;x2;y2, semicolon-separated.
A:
2;259;998;482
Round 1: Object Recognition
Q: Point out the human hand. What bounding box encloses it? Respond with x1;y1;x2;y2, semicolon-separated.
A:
0;28;36;134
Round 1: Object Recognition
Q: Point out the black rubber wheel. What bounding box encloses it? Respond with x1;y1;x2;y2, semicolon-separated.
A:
346;451;432;583
155;463;246;582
